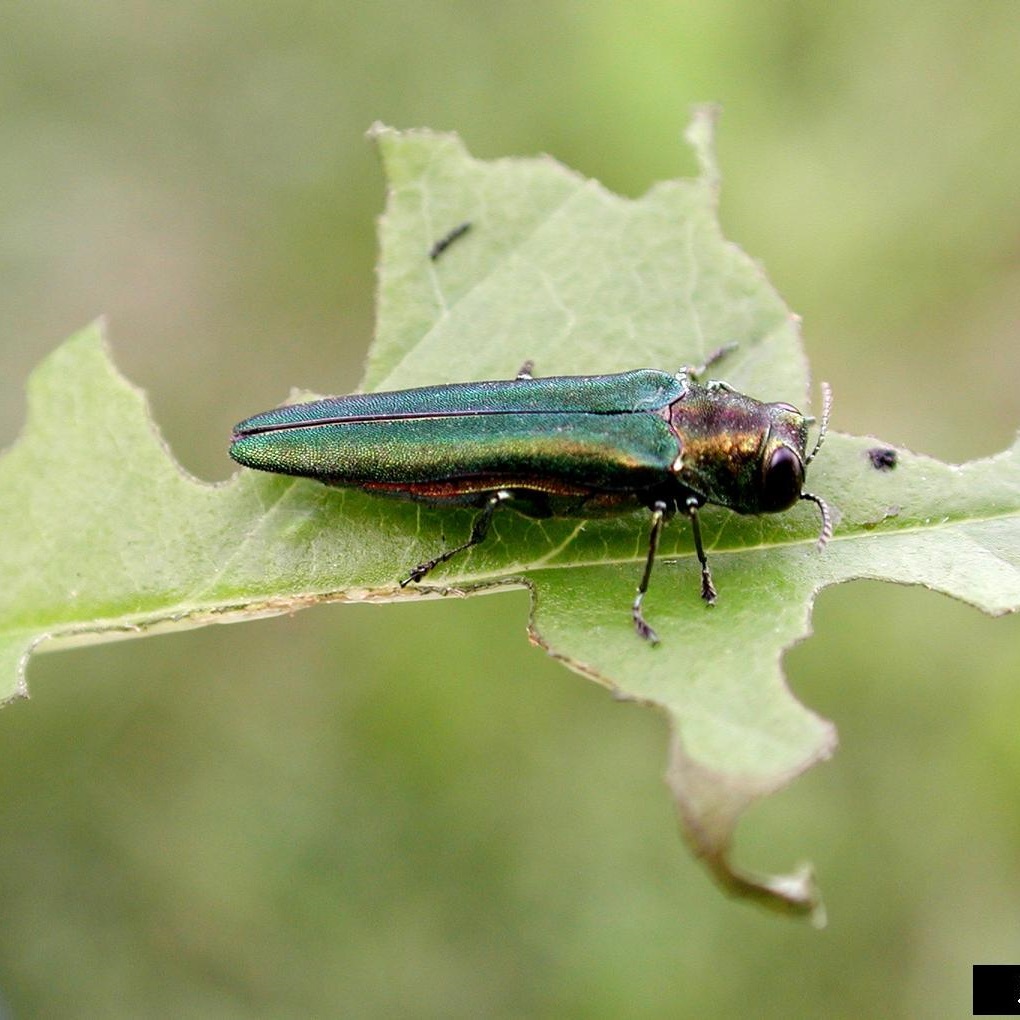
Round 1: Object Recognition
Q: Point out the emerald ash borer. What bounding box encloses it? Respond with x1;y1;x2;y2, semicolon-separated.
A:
230;349;832;644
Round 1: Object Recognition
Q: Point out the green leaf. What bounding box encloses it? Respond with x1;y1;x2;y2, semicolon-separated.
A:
2;109;1018;921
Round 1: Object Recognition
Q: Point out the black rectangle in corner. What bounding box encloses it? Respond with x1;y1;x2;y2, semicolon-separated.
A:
974;965;1020;1015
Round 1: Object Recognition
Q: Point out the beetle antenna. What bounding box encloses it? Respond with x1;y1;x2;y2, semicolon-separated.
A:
805;382;832;465
800;491;832;550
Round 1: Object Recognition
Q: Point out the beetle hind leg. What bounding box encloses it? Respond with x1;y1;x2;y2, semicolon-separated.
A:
632;500;668;645
400;491;509;586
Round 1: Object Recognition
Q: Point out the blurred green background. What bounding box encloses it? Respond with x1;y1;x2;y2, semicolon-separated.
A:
2;3;1020;1016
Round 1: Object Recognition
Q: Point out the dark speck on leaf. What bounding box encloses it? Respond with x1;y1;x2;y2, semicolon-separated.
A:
867;447;897;471
429;221;472;260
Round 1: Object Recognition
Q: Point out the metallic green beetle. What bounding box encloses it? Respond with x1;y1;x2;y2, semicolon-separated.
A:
230;354;831;643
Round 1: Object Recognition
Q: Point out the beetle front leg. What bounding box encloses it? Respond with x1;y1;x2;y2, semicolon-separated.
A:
400;491;509;586
632;500;668;645
686;496;717;604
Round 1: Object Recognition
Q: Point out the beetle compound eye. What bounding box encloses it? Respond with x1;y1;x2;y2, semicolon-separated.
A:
762;446;803;511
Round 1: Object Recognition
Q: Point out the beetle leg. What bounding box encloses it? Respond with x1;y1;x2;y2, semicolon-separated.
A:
401;491;509;586
687;342;739;380
686;496;717;604
632;500;668;645
515;361;536;381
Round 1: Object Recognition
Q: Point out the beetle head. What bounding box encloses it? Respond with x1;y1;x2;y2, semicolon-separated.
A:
669;381;833;546
669;386;810;514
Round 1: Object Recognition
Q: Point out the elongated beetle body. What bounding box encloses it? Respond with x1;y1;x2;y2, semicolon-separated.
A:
230;351;831;643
